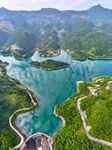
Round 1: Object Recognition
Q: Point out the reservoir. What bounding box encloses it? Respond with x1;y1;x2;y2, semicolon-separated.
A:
1;50;112;136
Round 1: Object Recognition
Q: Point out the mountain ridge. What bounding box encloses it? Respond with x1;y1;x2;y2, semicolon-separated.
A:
0;5;111;12
0;4;112;59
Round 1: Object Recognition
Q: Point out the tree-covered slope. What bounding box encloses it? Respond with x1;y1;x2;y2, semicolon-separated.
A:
53;76;112;150
63;27;112;60
8;29;37;51
0;72;38;150
38;30;61;57
5;29;38;59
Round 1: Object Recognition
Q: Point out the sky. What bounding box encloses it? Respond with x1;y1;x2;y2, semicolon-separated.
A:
0;0;112;11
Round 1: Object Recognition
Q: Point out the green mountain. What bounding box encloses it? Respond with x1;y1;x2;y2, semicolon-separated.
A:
38;30;61;57
63;27;112;60
4;29;37;59
8;29;37;51
0;5;112;59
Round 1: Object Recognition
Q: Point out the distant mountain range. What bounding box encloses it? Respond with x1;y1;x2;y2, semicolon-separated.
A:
0;5;112;59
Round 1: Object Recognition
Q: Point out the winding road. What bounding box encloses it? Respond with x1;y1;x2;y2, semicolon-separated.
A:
77;81;112;147
8;77;112;149
8;78;37;150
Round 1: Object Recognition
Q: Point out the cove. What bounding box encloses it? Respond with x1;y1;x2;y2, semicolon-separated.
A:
1;50;112;137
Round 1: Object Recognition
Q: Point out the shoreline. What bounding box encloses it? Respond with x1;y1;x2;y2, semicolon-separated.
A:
53;106;66;136
2;53;112;149
65;49;112;61
53;77;112;147
8;73;112;149
8;77;39;150
30;59;70;71
2;49;112;62
69;56;112;61
70;56;112;61
41;65;70;71
31;64;70;71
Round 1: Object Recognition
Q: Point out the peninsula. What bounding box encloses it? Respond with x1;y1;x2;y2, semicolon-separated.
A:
54;76;112;149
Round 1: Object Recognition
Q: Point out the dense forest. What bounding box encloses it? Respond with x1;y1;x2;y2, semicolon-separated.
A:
53;77;112;150
63;27;112;60
0;73;37;149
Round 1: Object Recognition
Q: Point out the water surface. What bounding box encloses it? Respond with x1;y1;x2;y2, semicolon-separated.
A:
1;50;112;136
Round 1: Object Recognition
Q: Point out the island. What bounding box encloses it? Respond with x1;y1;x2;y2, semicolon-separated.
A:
30;59;70;70
0;72;38;150
53;76;112;150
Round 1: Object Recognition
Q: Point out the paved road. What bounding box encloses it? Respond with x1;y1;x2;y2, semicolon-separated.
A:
8;79;37;150
106;81;112;90
77;83;112;147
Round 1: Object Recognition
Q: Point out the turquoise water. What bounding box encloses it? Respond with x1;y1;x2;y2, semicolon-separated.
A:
1;50;112;136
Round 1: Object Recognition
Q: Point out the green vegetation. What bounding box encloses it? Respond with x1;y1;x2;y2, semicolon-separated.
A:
8;29;37;51
53;77;112;150
38;30;61;57
0;73;38;150
63;27;112;60
66;50;88;61
30;59;69;70
6;29;37;59
81;77;112;142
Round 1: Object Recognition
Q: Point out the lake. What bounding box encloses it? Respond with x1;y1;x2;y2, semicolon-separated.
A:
1;50;112;136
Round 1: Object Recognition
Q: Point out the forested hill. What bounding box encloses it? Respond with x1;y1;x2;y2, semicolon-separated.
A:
63;27;112;60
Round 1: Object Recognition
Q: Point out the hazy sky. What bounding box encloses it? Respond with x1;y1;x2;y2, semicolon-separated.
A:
0;0;112;10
